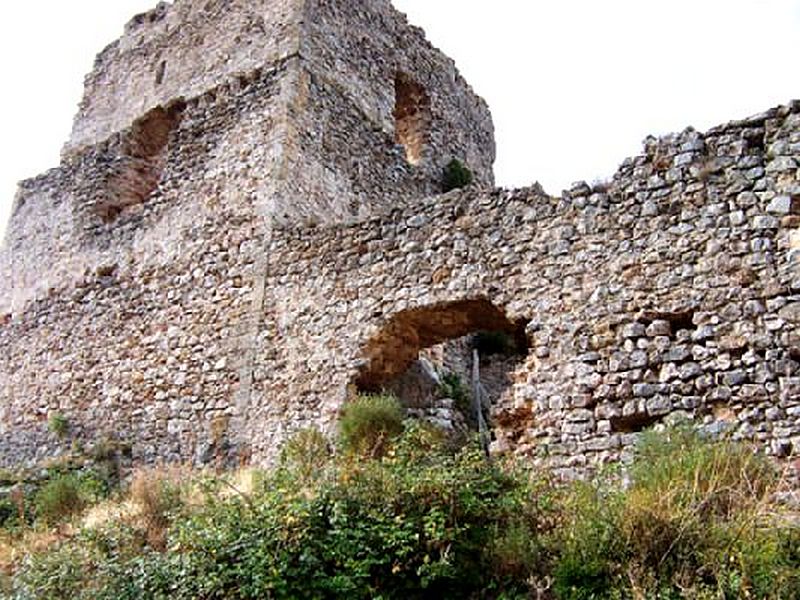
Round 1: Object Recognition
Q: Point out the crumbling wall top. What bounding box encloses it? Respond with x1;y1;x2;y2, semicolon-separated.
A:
64;0;303;155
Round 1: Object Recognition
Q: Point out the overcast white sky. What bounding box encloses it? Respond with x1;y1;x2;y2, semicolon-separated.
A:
0;1;798;241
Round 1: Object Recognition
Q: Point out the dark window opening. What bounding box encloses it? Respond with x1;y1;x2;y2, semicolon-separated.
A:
610;413;662;434
155;61;166;86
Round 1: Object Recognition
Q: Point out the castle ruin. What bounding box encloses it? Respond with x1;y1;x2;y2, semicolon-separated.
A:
1;0;799;479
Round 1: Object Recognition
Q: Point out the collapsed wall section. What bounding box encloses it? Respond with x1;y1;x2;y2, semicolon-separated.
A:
65;0;303;155
275;0;495;222
2;62;294;317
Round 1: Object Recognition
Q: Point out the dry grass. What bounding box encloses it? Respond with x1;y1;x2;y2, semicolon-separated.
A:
0;465;234;585
0;528;66;579
226;467;261;498
128;465;193;549
81;498;137;530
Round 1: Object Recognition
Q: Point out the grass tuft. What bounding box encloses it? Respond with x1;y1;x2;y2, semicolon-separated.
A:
339;394;405;458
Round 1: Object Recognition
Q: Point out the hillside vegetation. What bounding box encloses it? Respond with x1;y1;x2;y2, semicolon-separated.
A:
1;395;798;599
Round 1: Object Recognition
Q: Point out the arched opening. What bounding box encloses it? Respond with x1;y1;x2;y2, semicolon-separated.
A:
354;299;529;437
393;72;430;165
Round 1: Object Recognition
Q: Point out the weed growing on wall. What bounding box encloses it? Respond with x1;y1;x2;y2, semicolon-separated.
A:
442;158;473;192
47;413;69;439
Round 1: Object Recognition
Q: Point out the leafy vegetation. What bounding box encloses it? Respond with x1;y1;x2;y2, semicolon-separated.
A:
437;371;471;416
442;158;473;192
551;428;799;599
128;467;192;550
338;393;405;458
33;473;103;527
1;406;798;599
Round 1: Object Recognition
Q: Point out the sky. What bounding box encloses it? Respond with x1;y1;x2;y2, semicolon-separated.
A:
0;1;798;241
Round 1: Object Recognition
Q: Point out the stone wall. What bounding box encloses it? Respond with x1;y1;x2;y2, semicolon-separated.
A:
0;0;496;468
0;63;294;465
287;0;495;221
3;100;800;471
1;0;798;478
63;0;495;223
65;0;303;154
1;59;293;316
249;102;800;475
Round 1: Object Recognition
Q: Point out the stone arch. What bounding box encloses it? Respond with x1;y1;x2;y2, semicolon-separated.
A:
355;298;527;390
353;298;529;433
393;72;430;166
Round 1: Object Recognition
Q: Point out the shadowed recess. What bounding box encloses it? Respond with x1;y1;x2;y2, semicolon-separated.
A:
95;100;186;222
355;298;528;391
394;72;430;165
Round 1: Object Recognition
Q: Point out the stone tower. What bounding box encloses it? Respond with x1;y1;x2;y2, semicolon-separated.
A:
0;0;494;466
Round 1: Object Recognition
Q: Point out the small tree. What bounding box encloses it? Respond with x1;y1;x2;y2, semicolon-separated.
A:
442;158;473;192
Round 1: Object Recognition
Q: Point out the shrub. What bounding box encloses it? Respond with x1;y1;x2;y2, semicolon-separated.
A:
339;394;404;458
551;480;624;599
442;158;473;192
129;467;190;550
551;426;798;599
11;544;96;600
437;371;471;414
623;428;798;598
160;428;550;599
0;497;20;531
33;474;96;526
48;413;69;439
279;427;331;484
6;426;797;599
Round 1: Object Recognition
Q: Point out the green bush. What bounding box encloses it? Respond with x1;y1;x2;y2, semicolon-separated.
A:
0;496;21;530
551;427;799;599
143;428;548;599
279;427;331;484
437;371;471;415
339;394;405;458
12;544;98;600
33;473;100;526
9;426;551;599
7;426;798;600
442;158;473;192
551;481;623;599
